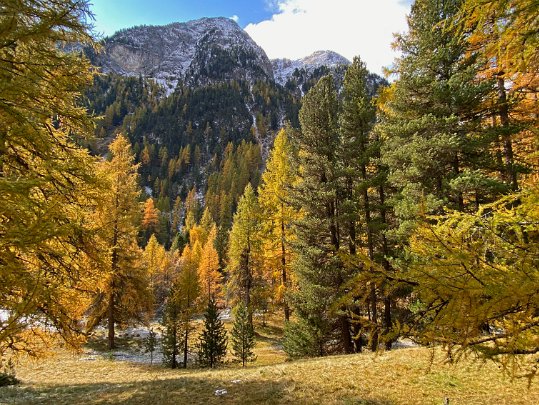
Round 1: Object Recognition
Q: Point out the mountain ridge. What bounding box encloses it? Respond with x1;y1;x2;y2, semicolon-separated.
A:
93;17;274;92
92;17;352;90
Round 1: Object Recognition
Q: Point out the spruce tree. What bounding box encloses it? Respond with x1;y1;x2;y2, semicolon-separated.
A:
197;298;227;368
231;303;257;367
143;328;158;365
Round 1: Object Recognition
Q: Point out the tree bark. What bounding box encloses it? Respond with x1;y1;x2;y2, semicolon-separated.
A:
108;218;119;350
453;154;464;211
497;76;518;191
362;165;378;352
107;290;115;350
183;322;189;368
281;204;290;322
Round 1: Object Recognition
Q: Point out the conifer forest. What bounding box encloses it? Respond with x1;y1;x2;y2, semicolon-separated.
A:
0;0;538;403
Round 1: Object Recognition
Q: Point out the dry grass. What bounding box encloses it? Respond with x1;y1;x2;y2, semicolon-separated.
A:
1;316;537;404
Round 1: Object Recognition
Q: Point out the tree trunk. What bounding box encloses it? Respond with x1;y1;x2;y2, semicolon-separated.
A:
107;291;115;350
281;204;290;322
453;154;464;211
242;248;253;327
384;297;392;350
340;315;354;354
183;322;189;368
108;221;119;350
370;284;378;351
497;76;518;191
379;183;392;351
172;323;178;369
362;165;378;352
351;307;363;353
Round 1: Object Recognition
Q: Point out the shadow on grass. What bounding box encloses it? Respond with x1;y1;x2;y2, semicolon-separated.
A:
0;374;395;405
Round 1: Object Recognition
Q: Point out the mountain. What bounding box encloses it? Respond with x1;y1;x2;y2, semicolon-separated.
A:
91;17;273;92
271;50;351;85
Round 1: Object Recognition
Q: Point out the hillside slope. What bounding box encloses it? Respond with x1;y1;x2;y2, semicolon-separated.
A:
3;346;536;404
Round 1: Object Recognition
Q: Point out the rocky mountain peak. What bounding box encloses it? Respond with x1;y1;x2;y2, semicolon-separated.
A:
271;50;351;85
93;17;273;92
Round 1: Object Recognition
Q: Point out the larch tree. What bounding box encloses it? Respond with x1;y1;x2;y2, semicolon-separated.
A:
395;0;539;373
0;0;104;357
403;186;539;373
198;225;222;304
87;134;151;350
171;196;183;233
258;128;299;322
459;0;538;187
184;186;201;232
167;245;201;368
141;197;160;243
226;183;263;327
142;234;170;314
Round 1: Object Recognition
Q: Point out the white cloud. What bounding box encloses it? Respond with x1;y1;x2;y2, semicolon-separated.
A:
245;0;410;76
230;15;240;23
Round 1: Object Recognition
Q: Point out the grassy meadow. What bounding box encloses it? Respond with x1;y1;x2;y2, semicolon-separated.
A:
1;315;537;405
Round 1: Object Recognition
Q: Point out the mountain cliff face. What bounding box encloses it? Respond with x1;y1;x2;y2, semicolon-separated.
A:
93;17;274;91
271;50;351;85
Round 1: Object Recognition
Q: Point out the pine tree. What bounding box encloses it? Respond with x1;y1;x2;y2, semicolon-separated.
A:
380;0;505;238
0;0;103;357
231;303;257;367
87;134;151;350
197;298;228;368
338;57;398;351
286;75;351;356
392;0;539;372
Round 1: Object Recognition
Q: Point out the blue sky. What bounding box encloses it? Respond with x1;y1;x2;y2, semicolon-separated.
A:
89;0;274;35
89;0;412;75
